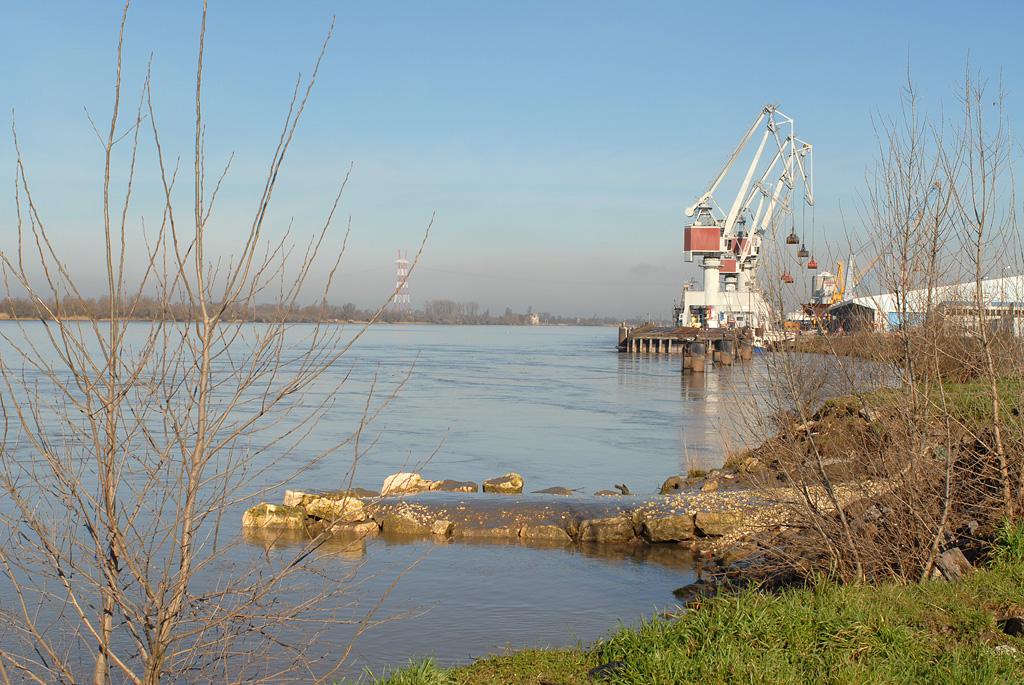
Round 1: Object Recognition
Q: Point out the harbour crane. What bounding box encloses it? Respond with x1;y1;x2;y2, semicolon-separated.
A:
679;104;814;331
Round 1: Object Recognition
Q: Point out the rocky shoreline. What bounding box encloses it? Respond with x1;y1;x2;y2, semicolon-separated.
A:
242;468;784;562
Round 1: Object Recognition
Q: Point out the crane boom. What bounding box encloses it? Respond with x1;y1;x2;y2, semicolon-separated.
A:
685;105;773;217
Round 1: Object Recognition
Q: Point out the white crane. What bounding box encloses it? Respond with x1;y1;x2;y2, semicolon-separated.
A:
679;104;814;332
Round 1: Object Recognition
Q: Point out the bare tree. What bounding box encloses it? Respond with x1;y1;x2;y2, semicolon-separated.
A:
739;67;1022;584
0;3;427;683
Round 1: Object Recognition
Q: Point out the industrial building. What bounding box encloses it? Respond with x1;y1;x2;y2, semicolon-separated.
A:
826;274;1024;335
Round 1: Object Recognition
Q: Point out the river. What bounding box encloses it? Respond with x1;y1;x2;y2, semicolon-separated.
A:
0;323;750;680
286;324;743;677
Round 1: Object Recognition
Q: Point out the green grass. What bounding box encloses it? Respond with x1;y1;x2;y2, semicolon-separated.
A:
358;522;1024;685
822;376;1023;430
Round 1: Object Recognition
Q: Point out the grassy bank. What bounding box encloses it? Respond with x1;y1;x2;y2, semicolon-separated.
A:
358;524;1024;684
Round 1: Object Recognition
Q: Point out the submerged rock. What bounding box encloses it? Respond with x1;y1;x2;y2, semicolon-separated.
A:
380;511;431;535
433;479;480;493
672;578;717;607
533;486;574;496
329;520;381;537
455;526;519;540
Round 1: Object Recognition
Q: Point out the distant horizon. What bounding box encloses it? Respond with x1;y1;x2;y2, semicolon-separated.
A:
0;295;660;325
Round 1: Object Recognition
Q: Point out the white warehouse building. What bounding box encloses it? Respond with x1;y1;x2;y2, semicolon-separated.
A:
826;274;1024;335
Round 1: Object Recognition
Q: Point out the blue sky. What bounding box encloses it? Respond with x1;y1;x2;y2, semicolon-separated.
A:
2;1;1023;318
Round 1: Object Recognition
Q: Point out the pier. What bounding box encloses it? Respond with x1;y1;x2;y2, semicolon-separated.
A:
617;324;757;372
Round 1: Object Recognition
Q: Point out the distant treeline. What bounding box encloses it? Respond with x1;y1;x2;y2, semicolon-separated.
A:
0;297;645;327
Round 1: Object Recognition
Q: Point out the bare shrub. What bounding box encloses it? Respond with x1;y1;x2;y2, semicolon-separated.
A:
0;4;428;683
742;70;1023;584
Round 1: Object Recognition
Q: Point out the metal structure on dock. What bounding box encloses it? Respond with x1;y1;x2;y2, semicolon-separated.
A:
678;104;814;338
618;104;812;363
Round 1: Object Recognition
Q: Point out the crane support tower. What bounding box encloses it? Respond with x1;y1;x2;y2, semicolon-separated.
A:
678;104;814;338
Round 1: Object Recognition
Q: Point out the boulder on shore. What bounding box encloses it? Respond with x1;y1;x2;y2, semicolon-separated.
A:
643;514;697;542
520;524;572;542
659;475;687;494
694;510;745;537
482;473;524;494
242;503;310;530
431;519;455;536
577;516;637;543
381;472;436;496
284;490;366;522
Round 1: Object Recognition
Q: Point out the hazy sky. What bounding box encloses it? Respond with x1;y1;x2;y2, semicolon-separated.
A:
2;1;1023;318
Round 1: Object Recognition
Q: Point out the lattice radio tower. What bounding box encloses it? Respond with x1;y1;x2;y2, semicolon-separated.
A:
393;250;410;313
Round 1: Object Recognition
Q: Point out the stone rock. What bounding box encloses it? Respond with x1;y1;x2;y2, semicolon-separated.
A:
242;503;310;529
738;456;764;473
346;487;381;498
380;512;431;535
859;407;880;423
520;524;571;542
577;516;637;543
718;545;755;568
381;472;435;496
432;479;479;493
660;475;686;494
672;579;717;607
588;660;627;681
455;526;519;540
283;489;310;507
482;473;523;494
329;520;380;537
593;489;621;496
999;616;1024;637
935;547;973;582
700;479;720;493
291;492;366;522
533;486;573;496
431;519;454;536
642;514;697;542
694;510;744;537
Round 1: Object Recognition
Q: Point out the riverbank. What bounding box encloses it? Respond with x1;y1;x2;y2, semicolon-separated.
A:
344;370;1024;682
362;522;1024;684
